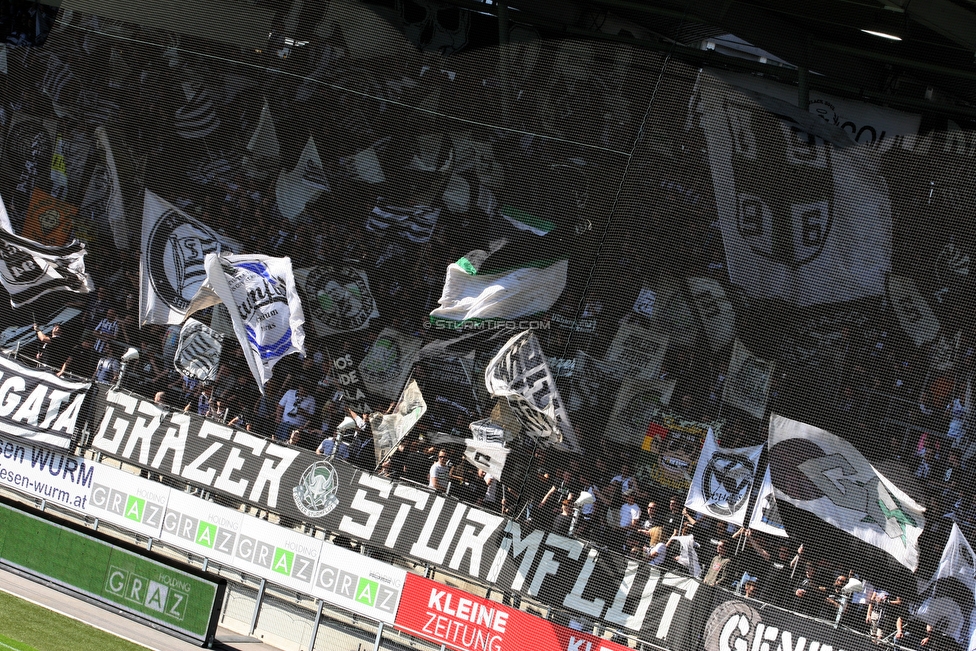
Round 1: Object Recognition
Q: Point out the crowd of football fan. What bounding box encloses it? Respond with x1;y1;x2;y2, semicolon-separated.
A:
1;17;972;649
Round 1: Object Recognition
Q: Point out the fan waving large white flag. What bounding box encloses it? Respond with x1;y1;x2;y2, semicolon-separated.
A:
917;523;976;651
685;428;763;527
186;253;305;391
767;413;925;570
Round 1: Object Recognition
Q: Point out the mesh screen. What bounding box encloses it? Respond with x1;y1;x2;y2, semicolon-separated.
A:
1;1;974;649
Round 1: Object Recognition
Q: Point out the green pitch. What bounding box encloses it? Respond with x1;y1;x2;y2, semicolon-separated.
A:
0;590;148;651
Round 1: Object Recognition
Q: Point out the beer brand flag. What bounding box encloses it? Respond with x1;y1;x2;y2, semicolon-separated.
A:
685;428;763;527
175;318;223;383
368;379;426;468
359;328;422;400
185;253;305;390
724;339;775;418
21;188;75;246
768;413;925;570
430;255;567;326
140;190;237;326
748;466;788;538
484;330;579;452
888;275;940;347
916;523;976;650
365;201;440;243
0;229;93;307
464;439;509;478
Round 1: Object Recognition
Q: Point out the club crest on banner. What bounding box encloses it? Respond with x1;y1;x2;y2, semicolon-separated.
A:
292;460;340;518
300;266;379;335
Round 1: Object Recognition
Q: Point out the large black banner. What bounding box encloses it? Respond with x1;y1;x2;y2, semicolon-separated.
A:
89;387;697;638
693;589;876;651
0;354;91;449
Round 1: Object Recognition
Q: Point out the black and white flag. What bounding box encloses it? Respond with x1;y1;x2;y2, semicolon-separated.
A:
463;439;509;478
888;275;940;348
93;126;128;250
0;229;92;307
140;190;238;325
295;266;380;337
369;379;426;467
694;72;891;307
917;523;976;651
276;136;328;221
174;81;221;140
685;428;764;527
748;466;788;537
246;98;280;160
724;339;774;419
484;331;579;452
175;318;223;383
687;277;736;352
365;200;440;243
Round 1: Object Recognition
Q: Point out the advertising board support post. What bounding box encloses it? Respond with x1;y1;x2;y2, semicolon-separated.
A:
250;578;267;636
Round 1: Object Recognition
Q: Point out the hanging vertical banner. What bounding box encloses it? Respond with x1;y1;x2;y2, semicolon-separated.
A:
175;318;223;383
887;275;940;347
22;188;76;246
140;190;237;325
724;339;775;419
358;328;422;401
295;266;380;337
685;428;764;527
604;318;669;381
687;277;737;351
186;254;306;390
605;378;678;445
463;440;509;477
368;379;426;467
748;466;788;537
484;331;579;452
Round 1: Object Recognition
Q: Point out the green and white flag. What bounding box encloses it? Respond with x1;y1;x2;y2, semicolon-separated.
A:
768;414;925;570
359;328;422;400
429;254;567;326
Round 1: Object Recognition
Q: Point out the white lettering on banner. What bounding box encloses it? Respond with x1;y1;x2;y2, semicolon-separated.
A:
339;473;390;538
92;390;298;507
411;498;468;564
385;484;429;548
0;372;85;435
704;600;851;651
449;508;506;577
485;521;545;591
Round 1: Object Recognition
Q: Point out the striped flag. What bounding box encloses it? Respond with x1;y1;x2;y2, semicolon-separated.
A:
0;229;93;307
175;318;223;383
365;200;439;243
175;81;220;140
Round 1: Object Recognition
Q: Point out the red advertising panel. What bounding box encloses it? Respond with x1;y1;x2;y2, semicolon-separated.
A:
395;573;633;651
